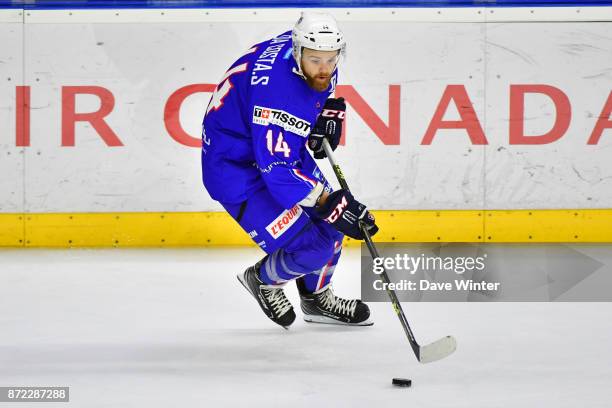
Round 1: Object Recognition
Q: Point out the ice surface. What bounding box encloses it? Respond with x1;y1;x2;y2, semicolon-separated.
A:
1;248;611;407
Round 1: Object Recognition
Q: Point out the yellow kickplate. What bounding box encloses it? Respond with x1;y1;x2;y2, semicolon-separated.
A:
0;209;611;248
483;209;612;243
342;210;484;246
22;212;251;248
0;214;24;247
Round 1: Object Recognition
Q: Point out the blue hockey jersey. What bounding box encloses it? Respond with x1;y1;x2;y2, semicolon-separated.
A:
201;31;336;209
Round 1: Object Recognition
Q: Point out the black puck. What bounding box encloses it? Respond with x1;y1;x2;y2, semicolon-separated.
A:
392;378;412;387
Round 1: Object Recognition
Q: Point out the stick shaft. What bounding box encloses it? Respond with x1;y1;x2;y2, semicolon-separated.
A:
321;140;422;360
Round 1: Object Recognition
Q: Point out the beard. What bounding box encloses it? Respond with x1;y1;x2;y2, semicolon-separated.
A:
304;72;331;92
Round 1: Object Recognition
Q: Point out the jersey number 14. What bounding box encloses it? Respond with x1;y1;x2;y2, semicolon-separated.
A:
266;130;291;158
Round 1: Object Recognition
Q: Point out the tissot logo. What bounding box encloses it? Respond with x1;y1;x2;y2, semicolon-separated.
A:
253;106;311;137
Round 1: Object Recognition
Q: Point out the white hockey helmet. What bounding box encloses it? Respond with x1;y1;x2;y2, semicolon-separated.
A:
292;11;346;75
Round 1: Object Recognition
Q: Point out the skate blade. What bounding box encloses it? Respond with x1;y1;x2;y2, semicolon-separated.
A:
304;314;374;327
236;272;254;297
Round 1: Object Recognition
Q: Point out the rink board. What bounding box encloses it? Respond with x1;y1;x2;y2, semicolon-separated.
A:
1;8;612;246
2;209;612;247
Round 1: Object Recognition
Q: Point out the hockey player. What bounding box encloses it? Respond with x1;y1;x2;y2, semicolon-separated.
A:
201;12;378;328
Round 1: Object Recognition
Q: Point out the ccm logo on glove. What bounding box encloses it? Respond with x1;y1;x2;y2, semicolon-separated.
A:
308;97;346;159
324;195;349;223
321;109;345;119
316;189;379;240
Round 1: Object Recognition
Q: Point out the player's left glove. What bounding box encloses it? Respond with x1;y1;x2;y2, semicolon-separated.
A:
315;189;379;240
308;97;346;159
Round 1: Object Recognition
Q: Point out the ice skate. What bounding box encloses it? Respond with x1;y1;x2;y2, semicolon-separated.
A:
237;259;296;329
298;279;373;326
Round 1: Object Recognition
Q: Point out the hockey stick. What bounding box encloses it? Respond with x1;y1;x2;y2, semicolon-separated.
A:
322;139;457;364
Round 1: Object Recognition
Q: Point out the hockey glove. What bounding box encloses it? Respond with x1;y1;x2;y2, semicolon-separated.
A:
315;189;379;240
308;97;346;159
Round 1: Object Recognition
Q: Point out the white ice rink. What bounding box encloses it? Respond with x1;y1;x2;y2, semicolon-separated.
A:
1;248;611;407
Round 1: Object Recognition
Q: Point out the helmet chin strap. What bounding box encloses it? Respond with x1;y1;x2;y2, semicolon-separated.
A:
291;46;306;79
292;66;306;80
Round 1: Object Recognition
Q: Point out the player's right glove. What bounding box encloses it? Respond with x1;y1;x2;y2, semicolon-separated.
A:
308;97;346;159
315;189;379;240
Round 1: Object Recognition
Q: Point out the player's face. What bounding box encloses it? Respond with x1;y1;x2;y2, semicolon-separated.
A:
300;48;339;92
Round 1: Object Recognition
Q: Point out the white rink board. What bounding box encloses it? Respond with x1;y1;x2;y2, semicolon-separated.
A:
1;10;612;212
0;22;24;213
484;23;612;209
20;21;292;213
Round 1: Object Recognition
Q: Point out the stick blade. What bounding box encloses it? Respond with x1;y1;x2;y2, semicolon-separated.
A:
419;335;457;364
